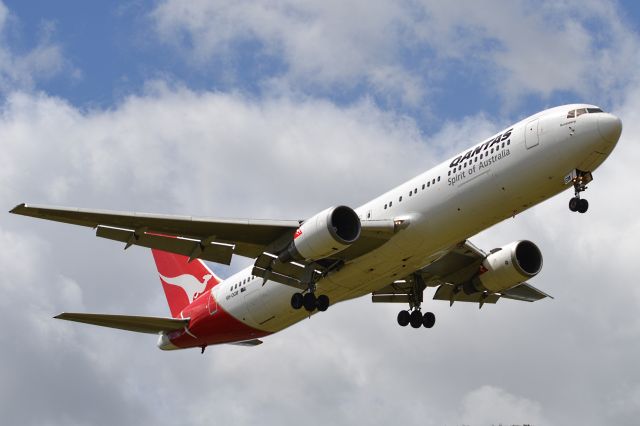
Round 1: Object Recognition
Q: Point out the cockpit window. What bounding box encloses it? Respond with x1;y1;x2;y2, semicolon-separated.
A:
567;107;605;119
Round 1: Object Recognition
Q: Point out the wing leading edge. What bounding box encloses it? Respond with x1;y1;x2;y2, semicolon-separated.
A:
10;203;300;260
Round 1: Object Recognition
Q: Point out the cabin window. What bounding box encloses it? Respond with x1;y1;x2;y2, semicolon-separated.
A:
427;181;430;187
409;190;412;196
437;176;441;182
432;178;436;184
399;196;402;202
384;204;387;209
422;183;426;189
389;201;392;207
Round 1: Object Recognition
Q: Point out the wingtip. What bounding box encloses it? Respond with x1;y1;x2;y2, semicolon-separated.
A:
53;313;66;319
9;203;26;214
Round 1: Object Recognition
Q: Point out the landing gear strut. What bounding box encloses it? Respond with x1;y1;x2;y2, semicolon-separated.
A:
289;269;331;313
567;169;592;214
396;274;436;329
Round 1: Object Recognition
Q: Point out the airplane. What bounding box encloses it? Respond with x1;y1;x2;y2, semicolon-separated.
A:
10;103;622;352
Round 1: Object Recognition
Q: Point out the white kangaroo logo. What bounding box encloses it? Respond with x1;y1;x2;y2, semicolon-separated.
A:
159;273;213;303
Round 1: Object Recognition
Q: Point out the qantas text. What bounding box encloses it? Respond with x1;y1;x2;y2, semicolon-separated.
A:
449;128;513;168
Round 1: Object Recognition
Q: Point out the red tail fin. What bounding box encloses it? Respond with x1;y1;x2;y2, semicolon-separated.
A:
151;249;221;318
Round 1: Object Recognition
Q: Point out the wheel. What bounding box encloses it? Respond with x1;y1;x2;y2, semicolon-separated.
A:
303;293;317;312
291;292;303;310
397;310;410;327
316;295;330;312
410;310;423;328
422;312;436;328
569;197;579;212
577;198;589;213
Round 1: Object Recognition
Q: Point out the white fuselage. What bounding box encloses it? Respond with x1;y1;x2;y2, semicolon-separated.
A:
213;104;620;333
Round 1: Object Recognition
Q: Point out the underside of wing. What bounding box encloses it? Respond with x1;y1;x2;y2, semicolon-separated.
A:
11;203;300;259
55;312;190;334
372;240;552;307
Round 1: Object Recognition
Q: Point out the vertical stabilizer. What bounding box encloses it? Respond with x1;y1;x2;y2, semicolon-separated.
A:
151;250;221;318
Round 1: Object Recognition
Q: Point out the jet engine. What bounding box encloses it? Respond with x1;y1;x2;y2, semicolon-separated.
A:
463;240;543;294
279;206;361;262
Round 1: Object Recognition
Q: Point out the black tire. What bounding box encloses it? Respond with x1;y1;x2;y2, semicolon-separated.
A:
397;310;410;327
569;197;579;212
303;293;317;312
410;310;423;328
577;198;589;213
316;295;330;312
422;312;436;328
291;293;303;310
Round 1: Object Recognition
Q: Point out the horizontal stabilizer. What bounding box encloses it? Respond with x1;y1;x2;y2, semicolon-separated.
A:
55;312;189;334
228;339;263;347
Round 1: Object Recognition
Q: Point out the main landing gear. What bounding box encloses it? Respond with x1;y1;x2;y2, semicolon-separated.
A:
397;309;436;329
291;291;330;312
397;273;436;329
567;169;592;214
289;262;337;313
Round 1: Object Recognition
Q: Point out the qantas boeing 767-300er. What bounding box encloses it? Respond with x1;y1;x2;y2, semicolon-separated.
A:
10;104;622;351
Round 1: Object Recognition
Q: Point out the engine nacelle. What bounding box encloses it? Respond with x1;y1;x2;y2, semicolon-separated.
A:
280;206;361;262
464;240;543;294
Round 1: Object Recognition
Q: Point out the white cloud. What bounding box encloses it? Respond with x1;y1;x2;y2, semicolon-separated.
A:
1;2;640;424
2;81;640;425
150;0;640;107
0;1;72;94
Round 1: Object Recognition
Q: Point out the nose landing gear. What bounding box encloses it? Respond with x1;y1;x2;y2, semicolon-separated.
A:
566;169;592;214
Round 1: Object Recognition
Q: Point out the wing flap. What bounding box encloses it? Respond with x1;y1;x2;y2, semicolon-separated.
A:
96;225;234;265
500;283;553;302
55;312;189;334
433;284;500;304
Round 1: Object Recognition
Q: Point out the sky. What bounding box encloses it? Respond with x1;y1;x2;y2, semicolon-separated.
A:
1;1;640;425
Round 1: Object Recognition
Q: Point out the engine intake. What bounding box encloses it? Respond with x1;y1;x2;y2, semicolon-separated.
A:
280;206;361;262
463;240;543;294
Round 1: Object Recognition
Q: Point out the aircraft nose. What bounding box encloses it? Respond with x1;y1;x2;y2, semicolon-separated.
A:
598;113;622;144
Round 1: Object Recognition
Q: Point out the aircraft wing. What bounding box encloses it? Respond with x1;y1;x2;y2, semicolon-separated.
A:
10;204;399;272
10;203;300;261
55;312;190;334
372;240;551;307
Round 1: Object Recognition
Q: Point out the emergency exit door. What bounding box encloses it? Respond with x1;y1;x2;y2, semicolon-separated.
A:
525;119;539;149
